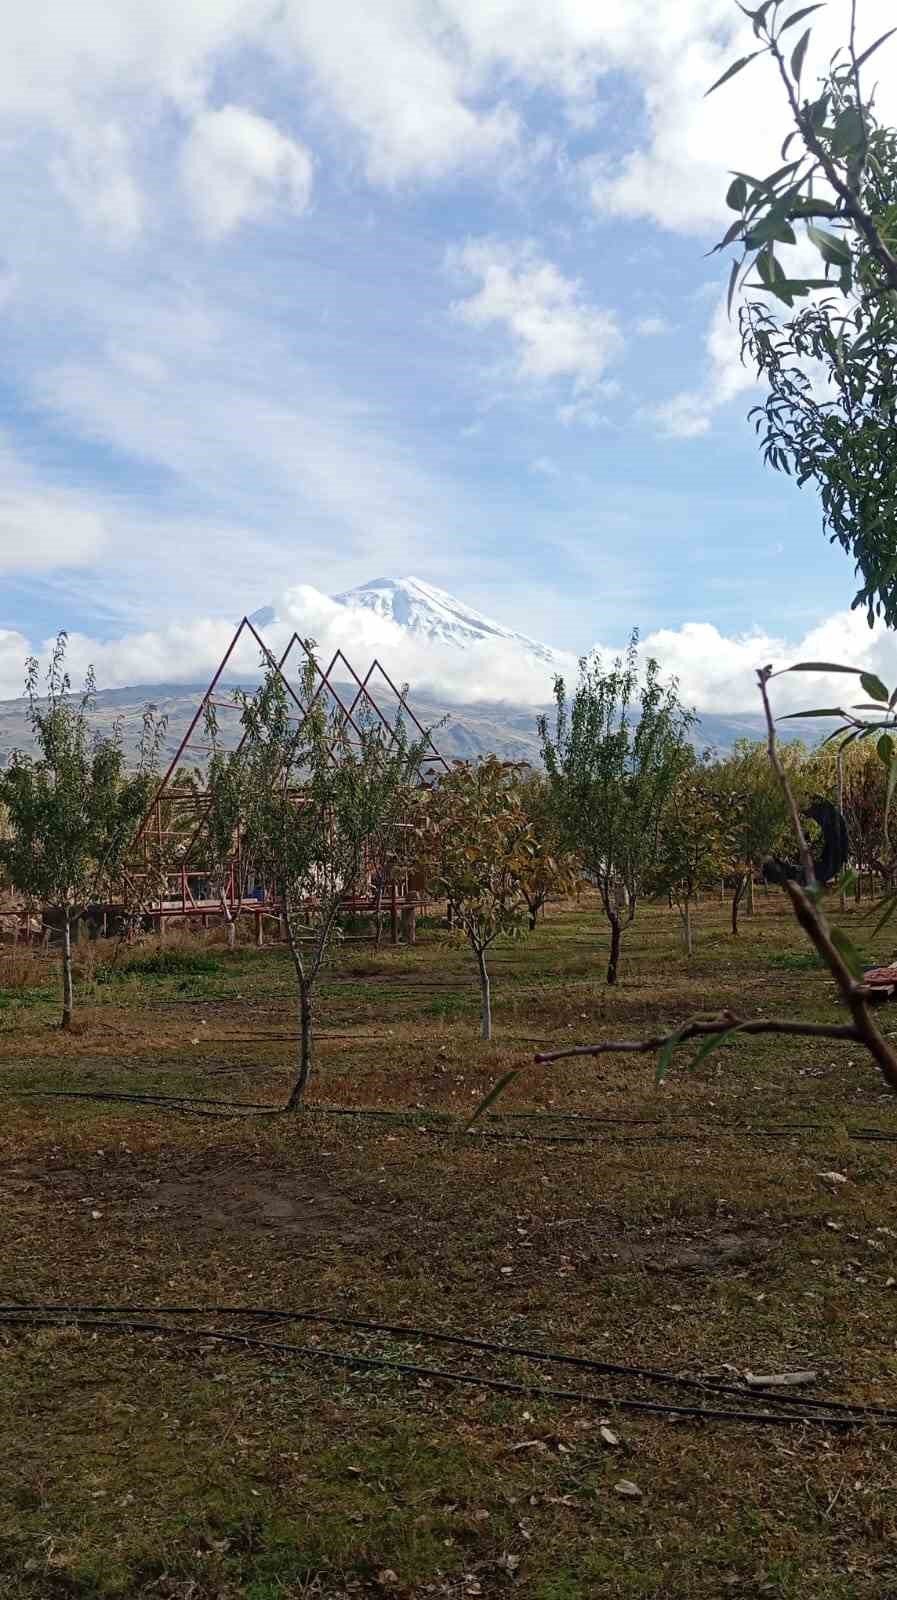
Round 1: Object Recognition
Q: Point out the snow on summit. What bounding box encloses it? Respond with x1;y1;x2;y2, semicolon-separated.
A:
250;574;568;705
331;577;558;663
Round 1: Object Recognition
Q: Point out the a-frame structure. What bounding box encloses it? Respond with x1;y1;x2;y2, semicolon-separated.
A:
120;617;446;938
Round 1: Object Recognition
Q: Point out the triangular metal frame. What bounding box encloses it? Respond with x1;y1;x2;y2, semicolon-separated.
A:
122;617;446;926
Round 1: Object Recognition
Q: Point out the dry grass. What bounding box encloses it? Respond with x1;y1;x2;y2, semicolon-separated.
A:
2;891;897;1598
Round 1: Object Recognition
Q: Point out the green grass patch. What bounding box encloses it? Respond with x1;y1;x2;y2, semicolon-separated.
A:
100;948;223;981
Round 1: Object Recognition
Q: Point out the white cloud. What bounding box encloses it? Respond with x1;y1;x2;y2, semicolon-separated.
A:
0;629;32;697
1;0;894;218
635;315;670;337
450;238;623;400
5;586;896;727
636;609;897;718
652;293;753;438
277;1;521;185
591;0;897;235
181;105;313;238
0;435;108;573
50;123;144;245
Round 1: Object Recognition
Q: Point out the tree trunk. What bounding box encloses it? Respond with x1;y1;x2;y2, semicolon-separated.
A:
682;898;693;956
606;908;622;986
527;899;539;932
746;870;755;915
731;873;747;937
226;916;236;950
476;946;492;1041
286;982;313;1109
61;911;74;1030
626;890;637;926
374;885;384;949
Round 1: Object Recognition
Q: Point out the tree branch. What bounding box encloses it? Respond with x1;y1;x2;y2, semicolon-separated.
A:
534;1013;864;1066
769;29;897;291
758;665;816;887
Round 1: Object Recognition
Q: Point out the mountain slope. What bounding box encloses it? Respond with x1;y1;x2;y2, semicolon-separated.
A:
0;682;821;770
1;578;825;766
329;576;560;664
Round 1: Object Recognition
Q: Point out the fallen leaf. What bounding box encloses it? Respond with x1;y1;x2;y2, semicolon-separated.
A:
818;1171;848;1184
599;1426;620;1447
744;1370;817;1388
497;1552;522;1573
614;1480;643;1499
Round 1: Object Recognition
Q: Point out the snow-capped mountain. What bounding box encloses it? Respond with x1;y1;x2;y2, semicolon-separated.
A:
328;576;560;665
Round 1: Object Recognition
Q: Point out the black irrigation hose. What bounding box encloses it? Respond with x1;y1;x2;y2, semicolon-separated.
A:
0;1308;877;1432
9;1089;279;1118
8;1087;897;1146
2;1300;889;1420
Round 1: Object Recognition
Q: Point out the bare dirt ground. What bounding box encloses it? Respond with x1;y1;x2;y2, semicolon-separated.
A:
2;893;897;1599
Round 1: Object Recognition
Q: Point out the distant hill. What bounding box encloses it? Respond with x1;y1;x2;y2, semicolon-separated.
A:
0;680;824;771
0;576;828;767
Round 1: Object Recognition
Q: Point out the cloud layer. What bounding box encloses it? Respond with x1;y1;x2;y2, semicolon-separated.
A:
4;588;897;729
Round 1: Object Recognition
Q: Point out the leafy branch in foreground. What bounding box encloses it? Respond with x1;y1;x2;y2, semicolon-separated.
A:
712;2;897;626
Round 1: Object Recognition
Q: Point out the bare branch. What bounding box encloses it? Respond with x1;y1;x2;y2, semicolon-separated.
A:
534;1013;864;1066
757;664;816;887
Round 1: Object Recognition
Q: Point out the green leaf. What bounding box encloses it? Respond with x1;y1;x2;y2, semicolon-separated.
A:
685;1023;745;1073
783;661;863;674
465;1067;521;1129
836;867;856;898
855;27;897;71
777;708;845;719
871;890;897;937
746;216;798;247
878;734;895;765
886;755;897;846
706;51;763;96
831;106;866;158
726;255;742;316
790;26;811;81
860;672;890;702
726;175;748;211
830;926;866;981
655;1023;689;1085
790;197;838;217
779;3;824;30
807;224;852;265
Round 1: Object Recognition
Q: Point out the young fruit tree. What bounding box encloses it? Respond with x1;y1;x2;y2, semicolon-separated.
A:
516;770;582;930
413;756;547;1040
539;636;694;984
710;740;801;933
202;717;249;950
649;764;727;956
0;635;164;1028
211;655;428;1107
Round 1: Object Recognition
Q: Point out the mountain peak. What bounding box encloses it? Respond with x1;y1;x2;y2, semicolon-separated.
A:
330;574;559;663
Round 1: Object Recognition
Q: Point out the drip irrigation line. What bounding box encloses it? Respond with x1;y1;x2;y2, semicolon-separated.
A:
1;1300;887;1419
0;1308;876;1431
9;1088;278;1118
7;1087;895;1146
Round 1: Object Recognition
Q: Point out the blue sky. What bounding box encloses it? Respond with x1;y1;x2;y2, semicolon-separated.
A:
1;0;895;709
